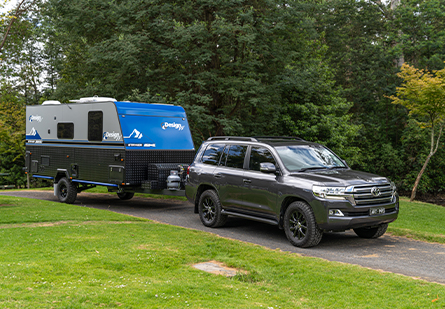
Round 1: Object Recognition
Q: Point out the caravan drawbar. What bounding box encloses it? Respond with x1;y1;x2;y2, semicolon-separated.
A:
25;97;195;203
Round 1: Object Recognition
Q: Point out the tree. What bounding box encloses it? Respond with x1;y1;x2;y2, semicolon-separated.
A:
45;0;359;152
391;0;445;71
0;84;26;187
389;63;445;201
316;0;405;169
0;0;38;53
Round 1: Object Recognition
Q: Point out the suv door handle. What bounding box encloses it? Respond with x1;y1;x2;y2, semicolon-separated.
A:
214;173;222;178
243;179;251;184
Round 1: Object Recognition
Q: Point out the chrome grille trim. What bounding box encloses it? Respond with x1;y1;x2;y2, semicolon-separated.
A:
352;184;394;206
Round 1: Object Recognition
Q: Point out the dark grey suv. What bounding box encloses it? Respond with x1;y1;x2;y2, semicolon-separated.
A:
185;137;399;248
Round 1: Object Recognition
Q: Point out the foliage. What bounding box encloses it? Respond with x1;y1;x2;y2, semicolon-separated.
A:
392;0;445;70
45;0;359;154
389;63;445;201
1;1;46;105
3;0;445;197
317;0;405;169
0;84;26;187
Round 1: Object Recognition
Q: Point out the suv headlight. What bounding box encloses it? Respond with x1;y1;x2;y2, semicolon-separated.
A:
390;182;397;198
312;185;355;204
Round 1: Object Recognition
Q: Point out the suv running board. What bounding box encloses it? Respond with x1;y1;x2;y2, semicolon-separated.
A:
221;210;279;226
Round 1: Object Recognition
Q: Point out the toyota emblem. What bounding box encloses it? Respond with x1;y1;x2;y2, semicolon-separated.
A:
371;187;381;197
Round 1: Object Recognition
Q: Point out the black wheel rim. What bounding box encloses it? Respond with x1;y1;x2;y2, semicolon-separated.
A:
289;210;308;240
202;197;216;223
60;184;67;198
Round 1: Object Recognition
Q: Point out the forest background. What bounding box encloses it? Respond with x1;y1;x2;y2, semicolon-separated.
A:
1;0;445;200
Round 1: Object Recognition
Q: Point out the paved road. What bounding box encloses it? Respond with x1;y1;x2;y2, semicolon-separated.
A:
2;190;445;285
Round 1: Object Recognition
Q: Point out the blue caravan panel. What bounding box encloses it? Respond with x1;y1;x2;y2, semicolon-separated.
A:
115;102;194;150
114;102;187;118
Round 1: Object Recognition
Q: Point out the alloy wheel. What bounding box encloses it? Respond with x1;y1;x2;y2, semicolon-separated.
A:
289;210;308;240
202;197;216;223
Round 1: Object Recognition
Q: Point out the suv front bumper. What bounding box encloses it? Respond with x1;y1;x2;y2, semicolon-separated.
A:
315;198;399;231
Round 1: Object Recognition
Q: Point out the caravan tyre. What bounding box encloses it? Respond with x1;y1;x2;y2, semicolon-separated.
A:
117;192;134;200
57;177;77;204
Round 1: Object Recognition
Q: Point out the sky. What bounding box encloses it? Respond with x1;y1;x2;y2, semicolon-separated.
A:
1;0;16;14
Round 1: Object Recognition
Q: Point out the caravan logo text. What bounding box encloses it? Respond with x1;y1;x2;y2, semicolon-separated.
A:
161;122;184;131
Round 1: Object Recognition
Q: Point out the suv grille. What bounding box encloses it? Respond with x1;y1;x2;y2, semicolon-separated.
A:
352;184;393;206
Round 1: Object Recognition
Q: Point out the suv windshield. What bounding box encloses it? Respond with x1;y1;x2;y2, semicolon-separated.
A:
275;145;346;172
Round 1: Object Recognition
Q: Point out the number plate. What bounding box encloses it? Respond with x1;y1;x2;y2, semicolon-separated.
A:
369;207;385;216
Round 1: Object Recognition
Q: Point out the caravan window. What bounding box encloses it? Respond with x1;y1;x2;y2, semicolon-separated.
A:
88;111;103;141
57;123;74;139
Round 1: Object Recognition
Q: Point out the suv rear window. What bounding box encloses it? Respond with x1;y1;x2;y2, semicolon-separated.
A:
201;144;225;165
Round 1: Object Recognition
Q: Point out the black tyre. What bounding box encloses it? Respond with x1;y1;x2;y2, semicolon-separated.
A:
57;177;77;204
117;192;135;200
353;223;388;239
198;190;227;228
284;201;323;248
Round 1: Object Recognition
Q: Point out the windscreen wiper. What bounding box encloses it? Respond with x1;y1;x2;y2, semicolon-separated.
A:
298;167;328;172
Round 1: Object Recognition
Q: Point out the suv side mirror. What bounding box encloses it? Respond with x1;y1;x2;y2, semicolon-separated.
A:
260;162;276;173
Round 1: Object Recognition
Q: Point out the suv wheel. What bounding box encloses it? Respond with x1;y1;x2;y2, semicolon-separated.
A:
284;201;323;248
57;177;77;204
353;223;388;239
198;190;227;228
117;192;135;200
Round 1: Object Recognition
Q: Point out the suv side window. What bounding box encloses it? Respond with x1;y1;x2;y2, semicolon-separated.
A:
225;145;247;169
249;147;277;171
201;143;225;165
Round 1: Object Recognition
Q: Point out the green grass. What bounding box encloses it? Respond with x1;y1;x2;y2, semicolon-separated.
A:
388;197;445;244
0;195;444;308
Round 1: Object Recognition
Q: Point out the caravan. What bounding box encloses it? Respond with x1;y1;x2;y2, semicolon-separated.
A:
25;97;195;203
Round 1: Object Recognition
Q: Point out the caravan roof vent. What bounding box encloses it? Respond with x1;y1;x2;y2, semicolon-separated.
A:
69;96;117;103
42;100;61;105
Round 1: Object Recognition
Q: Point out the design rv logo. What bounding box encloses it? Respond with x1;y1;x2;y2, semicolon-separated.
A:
28;127;38;136
103;131;122;141
161;122;184;131
26;127;41;141
29;115;43;122
124;129;143;139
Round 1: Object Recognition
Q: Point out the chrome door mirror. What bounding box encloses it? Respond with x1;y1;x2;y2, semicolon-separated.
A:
260;162;276;173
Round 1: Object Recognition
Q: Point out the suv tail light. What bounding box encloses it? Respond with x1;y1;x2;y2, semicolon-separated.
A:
187;166;191;175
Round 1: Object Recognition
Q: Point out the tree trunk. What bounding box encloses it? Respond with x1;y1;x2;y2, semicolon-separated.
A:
410;124;443;202
410;152;433;202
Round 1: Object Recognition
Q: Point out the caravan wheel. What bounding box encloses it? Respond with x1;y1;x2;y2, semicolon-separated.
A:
57;177;77;204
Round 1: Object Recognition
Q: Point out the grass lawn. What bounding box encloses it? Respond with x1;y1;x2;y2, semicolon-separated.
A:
388;197;445;244
0;195;444;308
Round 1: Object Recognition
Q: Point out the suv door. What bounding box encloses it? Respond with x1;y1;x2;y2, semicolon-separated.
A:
190;143;225;186
212;144;248;212
240;146;279;219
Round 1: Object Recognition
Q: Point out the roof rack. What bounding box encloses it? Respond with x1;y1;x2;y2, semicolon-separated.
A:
207;136;257;141
253;136;304;141
206;136;304;142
